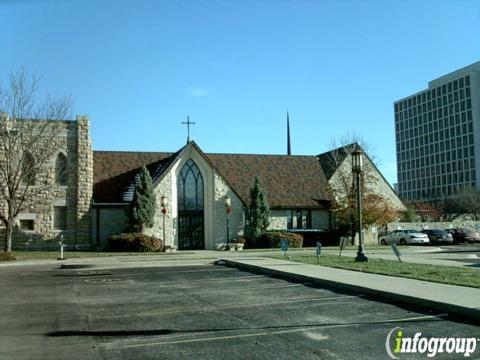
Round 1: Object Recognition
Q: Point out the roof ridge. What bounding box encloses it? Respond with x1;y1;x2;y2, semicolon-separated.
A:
207;152;317;158
94;150;174;155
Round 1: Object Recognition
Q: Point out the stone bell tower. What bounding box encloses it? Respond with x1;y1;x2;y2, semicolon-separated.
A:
75;115;93;246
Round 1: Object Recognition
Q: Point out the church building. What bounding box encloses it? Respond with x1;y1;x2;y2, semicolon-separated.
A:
7;115;403;250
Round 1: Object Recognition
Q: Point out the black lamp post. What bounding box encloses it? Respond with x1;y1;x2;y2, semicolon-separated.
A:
352;149;368;262
225;196;231;249
161;196;168;247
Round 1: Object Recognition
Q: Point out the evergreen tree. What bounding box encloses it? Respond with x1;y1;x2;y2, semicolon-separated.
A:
245;176;270;241
129;165;156;231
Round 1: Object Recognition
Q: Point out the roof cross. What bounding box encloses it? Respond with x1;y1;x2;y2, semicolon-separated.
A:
181;116;195;144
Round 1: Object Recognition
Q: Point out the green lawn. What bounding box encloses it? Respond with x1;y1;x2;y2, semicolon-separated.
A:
271;254;480;289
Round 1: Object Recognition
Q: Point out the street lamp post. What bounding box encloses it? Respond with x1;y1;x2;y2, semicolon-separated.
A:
352;149;368;262
225;196;231;250
161;196;168;247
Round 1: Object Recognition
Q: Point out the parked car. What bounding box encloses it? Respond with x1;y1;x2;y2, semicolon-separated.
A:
420;229;453;245
444;228;480;244
380;229;430;245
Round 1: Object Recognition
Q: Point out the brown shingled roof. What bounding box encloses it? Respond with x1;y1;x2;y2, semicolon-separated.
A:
93;151;173;203
93;149;331;207
208;154;330;207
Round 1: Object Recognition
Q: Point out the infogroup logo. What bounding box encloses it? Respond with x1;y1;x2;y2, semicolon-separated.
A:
385;327;479;358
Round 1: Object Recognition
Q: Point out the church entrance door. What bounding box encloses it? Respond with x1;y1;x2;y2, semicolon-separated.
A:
178;212;204;250
177;160;205;250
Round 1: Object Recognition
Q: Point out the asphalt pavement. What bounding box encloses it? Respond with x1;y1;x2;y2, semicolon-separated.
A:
0;263;479;359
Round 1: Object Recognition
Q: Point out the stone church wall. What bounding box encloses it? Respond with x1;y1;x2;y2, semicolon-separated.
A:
213;172;243;245
75;116;94;246
3;116;94;250
330;155;405;212
269;210;288;229
144;171;175;247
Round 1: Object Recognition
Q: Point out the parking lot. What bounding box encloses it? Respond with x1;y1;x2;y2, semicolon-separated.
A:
0;263;479;359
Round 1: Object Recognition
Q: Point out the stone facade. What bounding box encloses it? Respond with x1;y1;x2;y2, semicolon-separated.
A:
143;171;174;246
143;149;244;250
330;152;406;245
329;154;404;211
269;210;289;230
2;116;94;250
75;116;94;246
213;172;243;245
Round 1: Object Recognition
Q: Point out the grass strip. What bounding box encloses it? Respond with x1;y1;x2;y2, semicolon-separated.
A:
270;254;480;289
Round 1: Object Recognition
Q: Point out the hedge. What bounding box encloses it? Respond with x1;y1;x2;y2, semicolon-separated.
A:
252;231;303;248
108;233;163;252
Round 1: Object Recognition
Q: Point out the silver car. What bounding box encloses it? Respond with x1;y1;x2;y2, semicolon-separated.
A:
380;229;430;245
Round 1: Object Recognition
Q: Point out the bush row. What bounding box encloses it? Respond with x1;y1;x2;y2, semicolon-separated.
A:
108;233;163;252
246;231;303;249
107;230;304;252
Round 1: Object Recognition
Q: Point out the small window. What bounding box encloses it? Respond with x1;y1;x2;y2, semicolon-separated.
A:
54;207;67;230
287;211;293;229
287;209;312;230
19;219;34;231
55;153;67;185
21;152;35;185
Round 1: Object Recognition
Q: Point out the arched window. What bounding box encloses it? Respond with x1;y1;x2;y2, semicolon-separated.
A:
21;152;35;185
177;160;204;211
55;153;67;185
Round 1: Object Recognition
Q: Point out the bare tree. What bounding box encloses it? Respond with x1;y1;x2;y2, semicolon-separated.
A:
0;69;72;252
328;133;380;167
441;187;480;221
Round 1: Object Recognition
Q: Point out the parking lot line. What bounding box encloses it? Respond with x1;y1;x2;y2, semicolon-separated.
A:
100;313;446;350
88;294;365;321
189;282;313;295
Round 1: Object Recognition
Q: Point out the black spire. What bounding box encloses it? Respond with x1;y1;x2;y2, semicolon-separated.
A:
287;111;291;155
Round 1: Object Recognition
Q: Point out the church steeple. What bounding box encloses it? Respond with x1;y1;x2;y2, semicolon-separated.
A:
287;111;291;155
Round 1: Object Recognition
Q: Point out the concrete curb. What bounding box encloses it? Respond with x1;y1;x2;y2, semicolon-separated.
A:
220;258;480;322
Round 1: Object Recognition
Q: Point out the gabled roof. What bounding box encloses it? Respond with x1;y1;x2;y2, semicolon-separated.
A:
93;146;332;207
317;143;405;208
122;146;185;202
317;143;359;180
93;151;174;203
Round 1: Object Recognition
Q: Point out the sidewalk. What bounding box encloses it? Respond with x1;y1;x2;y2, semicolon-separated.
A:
220;257;480;321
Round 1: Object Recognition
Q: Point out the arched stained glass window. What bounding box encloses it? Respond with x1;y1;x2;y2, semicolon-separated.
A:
177;160;204;211
55;153;67;185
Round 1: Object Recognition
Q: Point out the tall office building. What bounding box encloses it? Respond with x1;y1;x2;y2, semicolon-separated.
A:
395;61;480;201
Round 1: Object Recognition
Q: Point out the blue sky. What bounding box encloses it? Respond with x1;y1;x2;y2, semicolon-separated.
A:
1;0;479;185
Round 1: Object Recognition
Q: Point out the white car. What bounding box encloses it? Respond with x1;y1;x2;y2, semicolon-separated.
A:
380;229;430;245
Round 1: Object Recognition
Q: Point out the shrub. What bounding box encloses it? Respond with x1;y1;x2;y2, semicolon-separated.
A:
108;233;163;252
252;231;303;249
0;252;16;261
129;166;156;232
244;177;270;243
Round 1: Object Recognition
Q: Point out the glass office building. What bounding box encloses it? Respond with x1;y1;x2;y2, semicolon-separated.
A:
395;61;480;201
